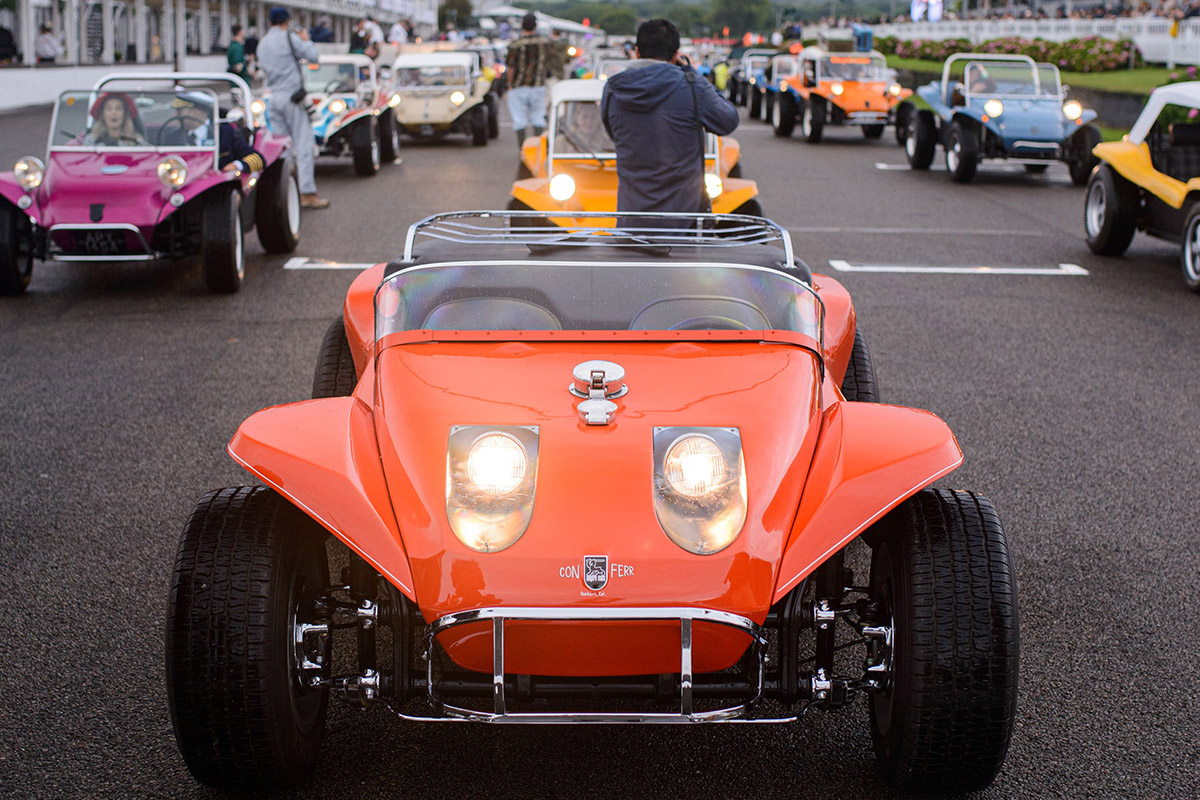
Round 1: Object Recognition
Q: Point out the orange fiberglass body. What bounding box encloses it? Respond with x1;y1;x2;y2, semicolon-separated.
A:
770;48;910;142
508;79;763;225
226;213;962;679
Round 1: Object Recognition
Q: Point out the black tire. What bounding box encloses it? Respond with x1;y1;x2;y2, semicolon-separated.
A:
166;487;330;791
1084;164;1137;256
1024;163;1049;174
202;189;243;294
862;124;885;139
945;120;978;183
749;88;762;119
378;113;401;162
471;104;489;147
762;92;775;125
1067;124;1102;186
893;104;910;146
312;317;357;398
0;202;34;295
772;92;796;138
728;161;743;179
840;327;879;402
352;117;381;176
506;197;552;229
1179;204;1200;293
486;97;500;139
255;158;301;254
731;198;764;217
868;488;1019;794
801;98;825;143
904;109;936;170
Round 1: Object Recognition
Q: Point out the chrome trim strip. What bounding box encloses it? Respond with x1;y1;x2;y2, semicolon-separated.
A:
46;222;158;261
396;606;795;725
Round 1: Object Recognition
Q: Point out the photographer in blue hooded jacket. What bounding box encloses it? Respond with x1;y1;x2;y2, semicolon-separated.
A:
601;18;739;223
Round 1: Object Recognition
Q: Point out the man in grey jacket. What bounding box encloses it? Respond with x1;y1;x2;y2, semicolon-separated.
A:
257;7;328;209
601;18;739;223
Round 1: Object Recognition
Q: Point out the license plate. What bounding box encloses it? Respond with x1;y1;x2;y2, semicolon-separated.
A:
80;229;128;256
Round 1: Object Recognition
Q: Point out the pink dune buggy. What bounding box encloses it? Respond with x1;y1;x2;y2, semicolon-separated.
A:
0;72;300;294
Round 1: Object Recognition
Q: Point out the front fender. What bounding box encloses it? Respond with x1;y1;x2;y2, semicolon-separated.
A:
0;174;30;210
772;401;963;602
227;385;417;600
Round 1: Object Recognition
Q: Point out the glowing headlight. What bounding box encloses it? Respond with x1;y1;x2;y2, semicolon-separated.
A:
984;99;1004;118
14;157;44;190
704;173;723;199
888;83;902;96
549;173;576;201
653;428;747;555
1063;100;1083;120
447;426;539;553
749;77;756;86
450;91;466;106
388;92;401;108
831;83;844;96
328;98;347;115
156;156;188;188
567;46;578;57
250;99;266;116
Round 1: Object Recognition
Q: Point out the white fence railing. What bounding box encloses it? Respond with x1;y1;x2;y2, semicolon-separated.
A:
848;18;1200;66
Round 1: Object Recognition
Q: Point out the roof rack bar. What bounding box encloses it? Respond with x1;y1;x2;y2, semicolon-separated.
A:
401;211;795;267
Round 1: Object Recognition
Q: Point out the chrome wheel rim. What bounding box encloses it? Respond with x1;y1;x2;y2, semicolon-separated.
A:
390;128;400;157
906;126;916;158
947;134;960;172
286;172;300;236
802;106;811;137
234;210;244;280
371;136;380;169
1186;219;1200;281
1085;180;1107;238
772;96;781;128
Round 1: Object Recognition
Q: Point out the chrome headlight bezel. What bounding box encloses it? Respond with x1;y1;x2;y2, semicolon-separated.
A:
704;173;723;199
1063;100;1083;121
328;98;348;115
446;425;539;553
156;155;188;188
983;98;1004;118
450;90;466;106
830;83;844;96
14;156;45;191
652;427;747;556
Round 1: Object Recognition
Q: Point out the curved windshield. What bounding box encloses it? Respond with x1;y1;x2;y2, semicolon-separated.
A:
552;101;614;157
965;61;1042;97
396;65;468;87
305;62;363;94
819;55;887;82
51;89;219;149
375;262;821;342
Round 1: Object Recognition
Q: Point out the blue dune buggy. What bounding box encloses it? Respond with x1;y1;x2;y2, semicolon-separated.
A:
897;53;1100;184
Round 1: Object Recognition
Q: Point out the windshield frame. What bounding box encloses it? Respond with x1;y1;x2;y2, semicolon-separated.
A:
815;53;888;84
962;59;1055;101
393;63;472;92
46;87;221;163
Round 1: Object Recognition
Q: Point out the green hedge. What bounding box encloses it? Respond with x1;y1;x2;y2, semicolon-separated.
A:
875;35;1141;73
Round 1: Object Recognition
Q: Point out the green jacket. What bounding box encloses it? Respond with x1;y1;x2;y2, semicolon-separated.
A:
227;40;250;79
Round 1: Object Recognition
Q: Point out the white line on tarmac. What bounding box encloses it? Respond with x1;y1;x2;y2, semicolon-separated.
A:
284;257;377;270
874;161;1069;179
828;259;1089;276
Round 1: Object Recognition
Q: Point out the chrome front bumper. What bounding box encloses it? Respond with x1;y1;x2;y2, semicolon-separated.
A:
389;606;800;725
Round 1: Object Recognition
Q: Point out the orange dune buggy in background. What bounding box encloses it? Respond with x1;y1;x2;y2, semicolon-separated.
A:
165;212;1018;795
508;80;762;226
770;47;909;143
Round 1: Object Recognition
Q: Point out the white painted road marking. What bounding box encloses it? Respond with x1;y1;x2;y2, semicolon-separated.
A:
828;259;1089;276
874;161;1071;180
284;257;377;270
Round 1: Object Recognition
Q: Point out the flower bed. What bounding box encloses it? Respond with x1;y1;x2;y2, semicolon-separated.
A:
876;35;1141;73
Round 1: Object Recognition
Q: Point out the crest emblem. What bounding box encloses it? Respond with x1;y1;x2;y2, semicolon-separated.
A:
583;556;608;591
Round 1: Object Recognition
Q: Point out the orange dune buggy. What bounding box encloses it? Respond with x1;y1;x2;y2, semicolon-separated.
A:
165;211;1018;795
508;79;761;226
770;47;908;143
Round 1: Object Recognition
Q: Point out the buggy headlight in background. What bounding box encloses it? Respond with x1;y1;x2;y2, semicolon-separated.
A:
388;92;401;108
250;98;266;116
831;83;844;96
447;425;539;553
14;157;44;190
1063;100;1083;120
157;156;188;188
328;98;347;115
704;173;723;199
984;99;1004;118
549;173;576;201
450;91;466;106
653;427;747;555
888;83;902;96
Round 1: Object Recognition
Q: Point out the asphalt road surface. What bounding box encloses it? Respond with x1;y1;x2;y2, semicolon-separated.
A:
1;99;1198;800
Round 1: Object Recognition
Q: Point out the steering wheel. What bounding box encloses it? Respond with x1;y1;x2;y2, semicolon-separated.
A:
155;115;189;146
668;316;751;331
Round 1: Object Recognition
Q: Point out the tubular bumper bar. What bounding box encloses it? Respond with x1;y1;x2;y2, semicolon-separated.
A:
391;606;800;725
